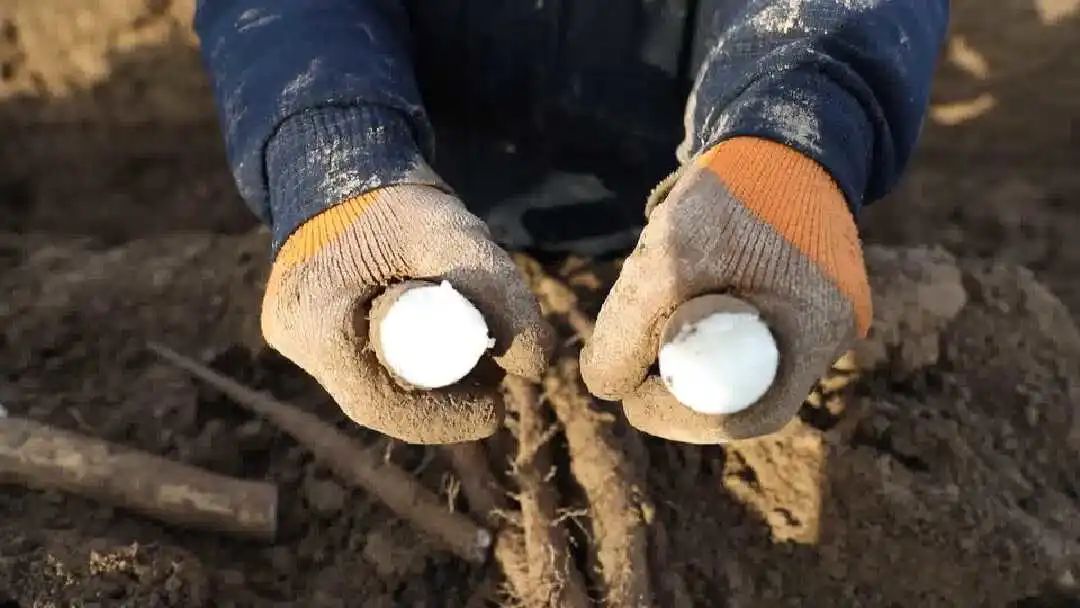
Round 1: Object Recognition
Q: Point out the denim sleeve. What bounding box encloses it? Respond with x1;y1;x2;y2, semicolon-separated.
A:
681;0;950;210
195;0;444;250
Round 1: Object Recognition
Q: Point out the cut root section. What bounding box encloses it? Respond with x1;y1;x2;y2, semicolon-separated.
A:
149;262;657;607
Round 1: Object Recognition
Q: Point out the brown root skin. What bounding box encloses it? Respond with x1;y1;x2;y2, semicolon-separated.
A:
442;442;507;526
149;342;493;563
522;261;655;606
368;279;440;392
443;442;534;605
630;292;796;443
546;360;655;607
660;293;762;347
506;376;591;608
0;417;277;540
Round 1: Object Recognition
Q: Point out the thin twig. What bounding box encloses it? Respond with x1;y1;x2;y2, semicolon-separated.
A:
148;341;491;563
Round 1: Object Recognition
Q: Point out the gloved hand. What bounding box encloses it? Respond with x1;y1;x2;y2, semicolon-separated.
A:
581;137;871;444
261;185;553;444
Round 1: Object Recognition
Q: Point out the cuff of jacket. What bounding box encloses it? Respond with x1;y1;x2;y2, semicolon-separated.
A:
701;69;877;213
265;105;448;252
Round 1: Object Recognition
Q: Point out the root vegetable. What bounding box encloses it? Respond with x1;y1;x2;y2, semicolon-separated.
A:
506;376;590;608
148;342;493;563
370;281;494;389
0;417;277;539
441;443;533;604
545;359;655;607
658;294;779;415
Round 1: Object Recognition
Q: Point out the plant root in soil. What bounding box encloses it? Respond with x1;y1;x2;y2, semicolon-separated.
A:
506;376;591;607
148;341;493;563
0;416;277;539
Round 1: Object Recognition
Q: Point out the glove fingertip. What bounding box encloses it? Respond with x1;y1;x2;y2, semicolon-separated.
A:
492;318;555;382
335;357;505;444
578;340;641;401
622;378;730;445
578;248;680;400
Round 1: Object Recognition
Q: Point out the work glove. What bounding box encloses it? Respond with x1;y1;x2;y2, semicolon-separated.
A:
581;137;871;444
261;184;553;444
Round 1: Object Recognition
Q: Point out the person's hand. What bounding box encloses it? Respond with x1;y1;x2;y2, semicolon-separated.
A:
581;137;871;443
262;185;553;444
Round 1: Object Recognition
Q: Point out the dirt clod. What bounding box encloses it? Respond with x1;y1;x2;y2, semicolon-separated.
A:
858;245;967;375
304;475;348;517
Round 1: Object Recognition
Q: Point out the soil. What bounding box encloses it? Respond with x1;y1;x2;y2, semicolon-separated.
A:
2;0;1079;606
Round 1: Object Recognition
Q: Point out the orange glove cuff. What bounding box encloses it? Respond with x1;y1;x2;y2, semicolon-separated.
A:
698;137;872;336
274;191;383;270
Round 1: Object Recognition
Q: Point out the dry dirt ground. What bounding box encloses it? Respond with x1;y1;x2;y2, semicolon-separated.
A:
2;0;1080;606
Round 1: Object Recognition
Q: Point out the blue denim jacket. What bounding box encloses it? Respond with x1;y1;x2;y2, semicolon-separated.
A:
195;0;948;253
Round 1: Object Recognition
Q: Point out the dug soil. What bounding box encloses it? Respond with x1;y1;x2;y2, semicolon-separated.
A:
2;0;1079;606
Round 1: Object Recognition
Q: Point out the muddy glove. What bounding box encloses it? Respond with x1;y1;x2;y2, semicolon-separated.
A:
262;184;553;444
581;137;871;444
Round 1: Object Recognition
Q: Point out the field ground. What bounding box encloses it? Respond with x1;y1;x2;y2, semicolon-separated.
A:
1;0;1079;605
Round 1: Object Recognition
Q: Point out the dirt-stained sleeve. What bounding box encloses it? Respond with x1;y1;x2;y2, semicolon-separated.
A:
681;0;949;210
194;0;445;251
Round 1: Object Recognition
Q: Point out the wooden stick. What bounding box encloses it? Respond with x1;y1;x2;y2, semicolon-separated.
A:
0;417;276;539
506;376;591;608
148;342;491;563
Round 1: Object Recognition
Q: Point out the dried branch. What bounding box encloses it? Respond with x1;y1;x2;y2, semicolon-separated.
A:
148;342;491;563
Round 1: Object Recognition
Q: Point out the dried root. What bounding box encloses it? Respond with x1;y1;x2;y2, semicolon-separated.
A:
524;261;656;607
506;376;590;608
149;342;491;563
545;359;654;607
0;416;276;539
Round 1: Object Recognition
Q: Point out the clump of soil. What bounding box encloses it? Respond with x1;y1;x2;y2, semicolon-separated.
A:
628;246;1080;606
